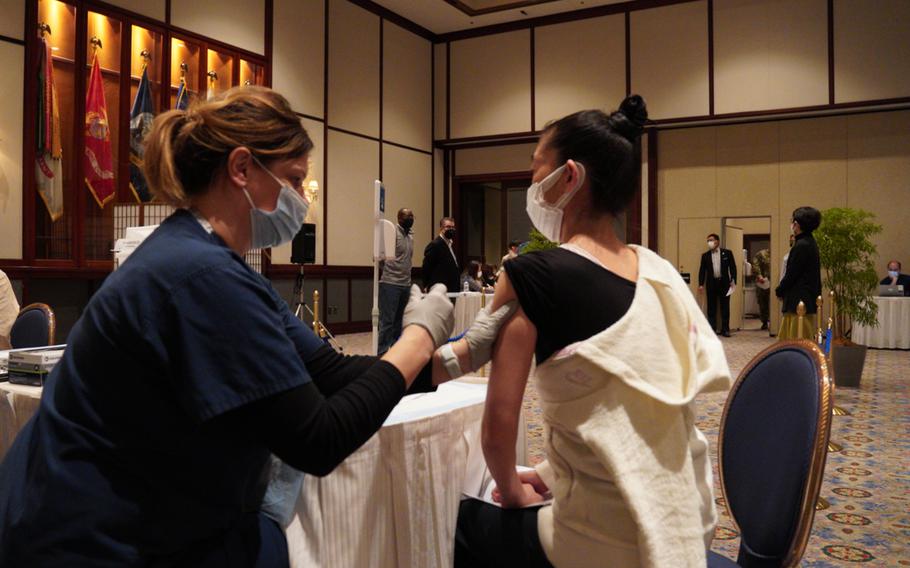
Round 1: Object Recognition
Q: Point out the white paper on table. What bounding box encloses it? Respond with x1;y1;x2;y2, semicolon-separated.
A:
463;465;553;509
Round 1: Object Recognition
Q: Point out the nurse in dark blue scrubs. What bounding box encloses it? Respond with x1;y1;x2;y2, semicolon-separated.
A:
0;87;472;567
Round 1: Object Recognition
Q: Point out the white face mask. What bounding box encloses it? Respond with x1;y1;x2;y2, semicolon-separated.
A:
888;270;899;279
707;240;717;250
525;162;586;243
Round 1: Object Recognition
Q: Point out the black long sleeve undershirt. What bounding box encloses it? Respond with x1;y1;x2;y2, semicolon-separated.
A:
216;345;435;477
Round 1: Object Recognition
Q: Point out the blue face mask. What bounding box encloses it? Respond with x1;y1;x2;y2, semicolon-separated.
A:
244;156;309;249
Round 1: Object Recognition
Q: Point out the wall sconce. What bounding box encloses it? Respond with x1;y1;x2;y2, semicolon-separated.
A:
306;180;319;203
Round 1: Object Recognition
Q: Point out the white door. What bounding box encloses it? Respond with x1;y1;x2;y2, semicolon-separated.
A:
724;225;744;330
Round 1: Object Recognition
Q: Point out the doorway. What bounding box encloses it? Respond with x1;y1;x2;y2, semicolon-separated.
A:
453;173;532;269
724;216;772;332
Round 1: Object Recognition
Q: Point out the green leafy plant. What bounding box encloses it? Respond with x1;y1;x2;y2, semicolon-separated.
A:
521;229;558;254
814;208;882;342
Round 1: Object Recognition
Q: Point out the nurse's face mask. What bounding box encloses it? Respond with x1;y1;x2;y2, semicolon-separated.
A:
243;155;309;250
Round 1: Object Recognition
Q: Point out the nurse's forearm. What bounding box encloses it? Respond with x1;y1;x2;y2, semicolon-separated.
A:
380;326;435;388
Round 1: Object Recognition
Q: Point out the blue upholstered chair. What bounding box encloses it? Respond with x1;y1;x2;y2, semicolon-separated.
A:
9;303;56;349
708;340;833;568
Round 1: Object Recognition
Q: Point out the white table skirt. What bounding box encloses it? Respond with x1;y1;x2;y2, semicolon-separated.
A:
852;296;910;349
286;379;526;568
450;292;494;336
0;382;42;460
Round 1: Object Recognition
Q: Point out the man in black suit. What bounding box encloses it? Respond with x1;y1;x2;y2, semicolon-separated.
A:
422;217;460;293
698;233;738;337
881;260;910;296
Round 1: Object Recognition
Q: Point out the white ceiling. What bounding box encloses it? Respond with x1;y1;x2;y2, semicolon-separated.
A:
372;0;628;35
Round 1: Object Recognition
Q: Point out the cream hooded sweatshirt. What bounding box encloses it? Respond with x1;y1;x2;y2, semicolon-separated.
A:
532;245;732;567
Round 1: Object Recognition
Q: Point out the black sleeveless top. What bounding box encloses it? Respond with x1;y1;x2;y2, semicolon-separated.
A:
504;247;636;364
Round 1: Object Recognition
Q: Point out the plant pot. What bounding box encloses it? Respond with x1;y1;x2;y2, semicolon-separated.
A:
831;344;867;388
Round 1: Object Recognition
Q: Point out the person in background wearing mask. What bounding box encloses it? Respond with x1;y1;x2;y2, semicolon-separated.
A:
455;96;731;567
480;264;497;288
0;88;521;567
461;260;485;292
776;207;822;340
496;240;521;279
0;268;19;350
753;248;772;331
378;208;415;355
698;233;738;337
880;260;910;295
422;217;460;293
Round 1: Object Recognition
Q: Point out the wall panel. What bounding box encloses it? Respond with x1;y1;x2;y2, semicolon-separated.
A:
631;1;709;120
326;130;379;266
0;41;23;259
433;149;444;225
271;117;325;265
1;0;27;38
714;0;828;114
835;0;910;103
534;14;626;127
273;0;324;118
779;116;848;219
381;144;433;255
434;43;447;140
105;0;166;22
715;122;779;217
171;0;265;55
327;0;380;137
383;22;431;151
455;143;536;176
450;30;531;138
846;111;910;274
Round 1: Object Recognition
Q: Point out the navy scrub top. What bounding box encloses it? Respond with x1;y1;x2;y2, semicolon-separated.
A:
0;209;324;565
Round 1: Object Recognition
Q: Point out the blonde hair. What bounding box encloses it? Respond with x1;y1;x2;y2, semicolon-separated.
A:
143;86;313;207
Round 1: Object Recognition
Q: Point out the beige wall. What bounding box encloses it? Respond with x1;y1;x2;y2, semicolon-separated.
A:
0;0;26;39
714;0;827;114
726;217;771;236
383;22;432;151
450;30;531;138
658;110;910;324
381;144;434;255
455;143;535;176
433;44;447;140
273;0;324;119
171;0;265;55
834;0;910;103
534;15;626;128
326;130;379;266
328;0;380;137
0;41;23;259
631;1;709;120
104;0;166;21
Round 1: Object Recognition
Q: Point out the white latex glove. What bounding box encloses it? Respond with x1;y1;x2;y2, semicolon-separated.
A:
464;300;519;372
402;284;454;349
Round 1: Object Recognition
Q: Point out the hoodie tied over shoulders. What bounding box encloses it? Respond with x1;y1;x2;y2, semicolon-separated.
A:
532;246;732;568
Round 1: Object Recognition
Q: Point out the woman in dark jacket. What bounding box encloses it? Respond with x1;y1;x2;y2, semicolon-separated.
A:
776;206;823;340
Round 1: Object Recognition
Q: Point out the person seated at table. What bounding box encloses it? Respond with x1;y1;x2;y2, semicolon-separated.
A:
880;260;910;295
461;260;485;292
481;263;498;288
454;96;732;567
0;87;516;568
0;268;18;350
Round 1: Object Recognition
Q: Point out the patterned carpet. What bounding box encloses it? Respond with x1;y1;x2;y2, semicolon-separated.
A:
334;331;909;566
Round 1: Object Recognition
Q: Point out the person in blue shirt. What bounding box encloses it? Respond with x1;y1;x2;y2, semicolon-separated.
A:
0;87;515;567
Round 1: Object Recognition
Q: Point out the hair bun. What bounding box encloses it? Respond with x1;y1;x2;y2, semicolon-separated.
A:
608;94;648;142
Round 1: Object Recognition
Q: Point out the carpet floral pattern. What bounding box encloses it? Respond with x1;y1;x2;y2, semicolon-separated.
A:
335;331;908;566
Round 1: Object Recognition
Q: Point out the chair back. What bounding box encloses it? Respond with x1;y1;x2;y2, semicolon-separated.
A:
9;303;56;349
718;340;832;568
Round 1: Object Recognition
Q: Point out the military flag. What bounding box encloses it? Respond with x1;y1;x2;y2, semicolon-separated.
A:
129;65;154;202
84;51;116;208
36;35;64;221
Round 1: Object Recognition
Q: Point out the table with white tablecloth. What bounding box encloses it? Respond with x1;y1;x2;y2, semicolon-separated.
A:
285;378;527;568
852;296;910;349
450;292;494;336
0;382;42;460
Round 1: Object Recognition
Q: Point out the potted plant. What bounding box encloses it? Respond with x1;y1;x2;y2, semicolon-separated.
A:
522;228;558;254
814;208;882;387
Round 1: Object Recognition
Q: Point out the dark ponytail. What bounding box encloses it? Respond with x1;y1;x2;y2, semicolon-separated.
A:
542;95;648;215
